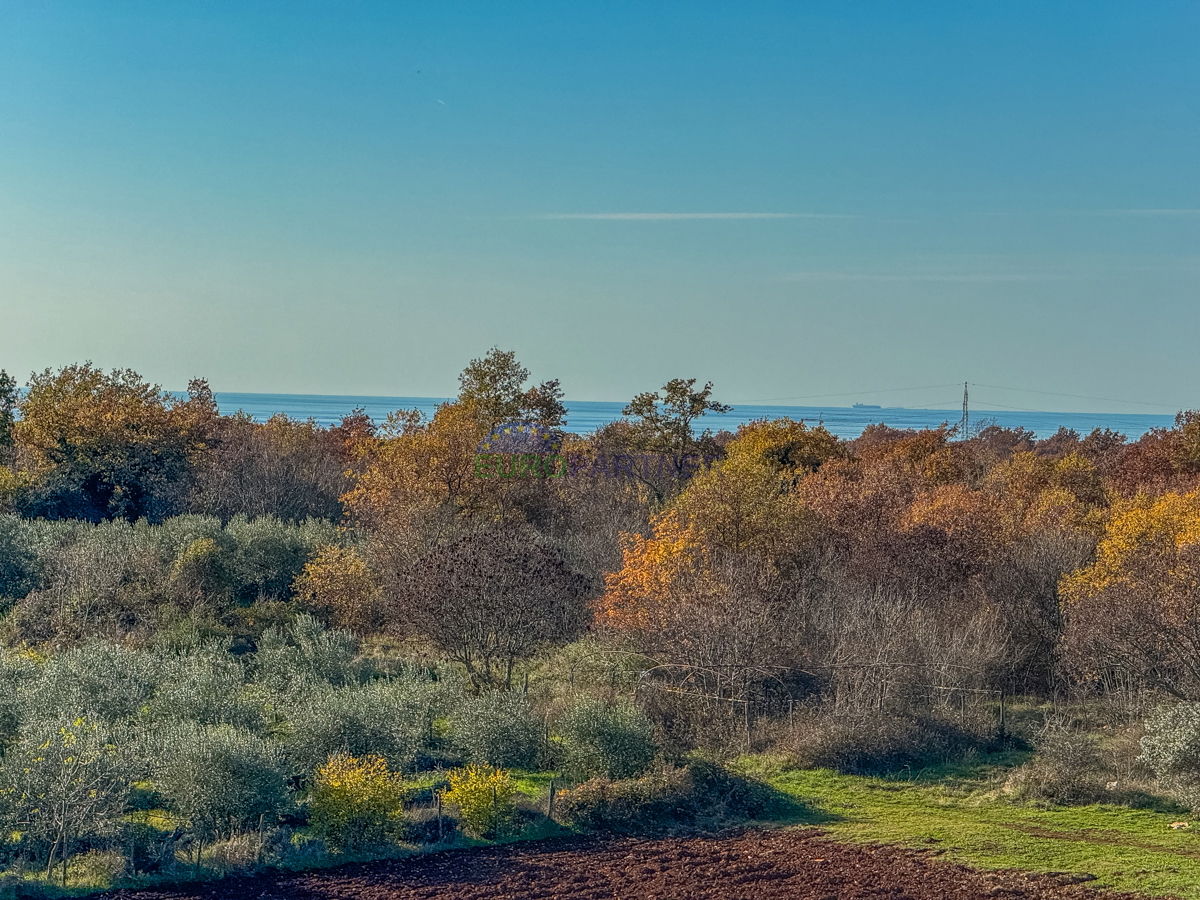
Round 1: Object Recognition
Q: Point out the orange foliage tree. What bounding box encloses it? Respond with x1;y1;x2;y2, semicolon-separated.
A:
12;364;213;522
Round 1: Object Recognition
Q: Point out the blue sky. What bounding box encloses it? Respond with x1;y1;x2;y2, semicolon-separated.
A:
1;2;1197;414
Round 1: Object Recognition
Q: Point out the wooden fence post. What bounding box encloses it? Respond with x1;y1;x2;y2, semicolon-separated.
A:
547;779;556;822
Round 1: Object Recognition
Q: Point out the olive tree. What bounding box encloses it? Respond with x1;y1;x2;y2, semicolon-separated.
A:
0;716;128;884
144;722;291;854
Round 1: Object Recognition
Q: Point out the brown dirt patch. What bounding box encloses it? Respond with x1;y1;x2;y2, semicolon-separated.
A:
96;830;1153;900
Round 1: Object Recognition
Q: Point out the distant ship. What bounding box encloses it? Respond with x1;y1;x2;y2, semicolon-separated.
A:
851;403;882;409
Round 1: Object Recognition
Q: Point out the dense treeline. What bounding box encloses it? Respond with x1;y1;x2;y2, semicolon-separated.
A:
2;353;1200;886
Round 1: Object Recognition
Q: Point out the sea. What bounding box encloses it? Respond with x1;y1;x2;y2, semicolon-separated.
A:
212;393;1178;441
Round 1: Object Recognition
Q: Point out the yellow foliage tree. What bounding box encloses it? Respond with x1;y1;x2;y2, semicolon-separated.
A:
1063;491;1200;598
293;545;386;635
595;511;716;633
1061;490;1200;697
670;419;830;561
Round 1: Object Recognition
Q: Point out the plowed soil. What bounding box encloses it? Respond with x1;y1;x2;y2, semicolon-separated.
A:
98;830;1150;900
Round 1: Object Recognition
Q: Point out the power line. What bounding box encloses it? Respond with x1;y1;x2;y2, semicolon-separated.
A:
968;399;1062;413
736;383;963;404
735;380;1186;413
969;382;1183;410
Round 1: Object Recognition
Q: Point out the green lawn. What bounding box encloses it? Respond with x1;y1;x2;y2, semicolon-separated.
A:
748;755;1200;898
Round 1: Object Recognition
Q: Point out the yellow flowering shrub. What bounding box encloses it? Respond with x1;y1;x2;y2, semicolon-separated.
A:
441;765;519;838
308;753;409;851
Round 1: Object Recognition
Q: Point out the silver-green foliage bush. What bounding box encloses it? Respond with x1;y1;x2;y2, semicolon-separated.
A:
1140;702;1200;811
253;615;366;692
0;651;39;747
144;644;262;730
282;675;452;774
23;643;159;724
145;722;291;842
449;691;542;769
5;515;339;645
0;515;37;602
221;515;339;603
558;698;656;780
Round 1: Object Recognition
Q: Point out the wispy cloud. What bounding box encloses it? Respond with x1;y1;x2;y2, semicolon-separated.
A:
980;208;1200;218
1100;208;1200;217
781;270;1090;283
539;212;853;221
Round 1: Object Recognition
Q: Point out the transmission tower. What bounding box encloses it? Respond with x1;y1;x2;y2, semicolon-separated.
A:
960;382;969;439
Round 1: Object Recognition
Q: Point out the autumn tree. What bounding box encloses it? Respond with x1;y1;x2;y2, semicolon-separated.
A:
1107;427;1190;497
397;524;588;687
294;544;386;635
597;510;805;713
12;365;211;522
671;419;832;564
1172;410;1200;473
595;511;716;636
342;401;498;561
1061;490;1200;698
343;352;568;562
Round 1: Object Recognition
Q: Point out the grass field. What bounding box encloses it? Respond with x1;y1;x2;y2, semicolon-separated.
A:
735;753;1200;898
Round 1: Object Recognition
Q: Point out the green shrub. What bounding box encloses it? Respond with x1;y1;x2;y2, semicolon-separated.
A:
308;753;410;851
558;698;655;780
0;650;40;748
145;643;262;730
0;515;336;646
253;614;366;691
222;515;338;603
65;849;127;888
24;642;159;724
202;833;266;873
449;692;541;769
441;765;520;838
0;515;37;603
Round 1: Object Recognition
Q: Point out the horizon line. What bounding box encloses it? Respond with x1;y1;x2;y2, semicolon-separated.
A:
192;390;1180;419
537;212;854;220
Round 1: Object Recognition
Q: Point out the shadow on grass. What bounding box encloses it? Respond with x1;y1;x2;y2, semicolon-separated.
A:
765;790;842;827
1102;789;1191;816
879;748;1033;786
